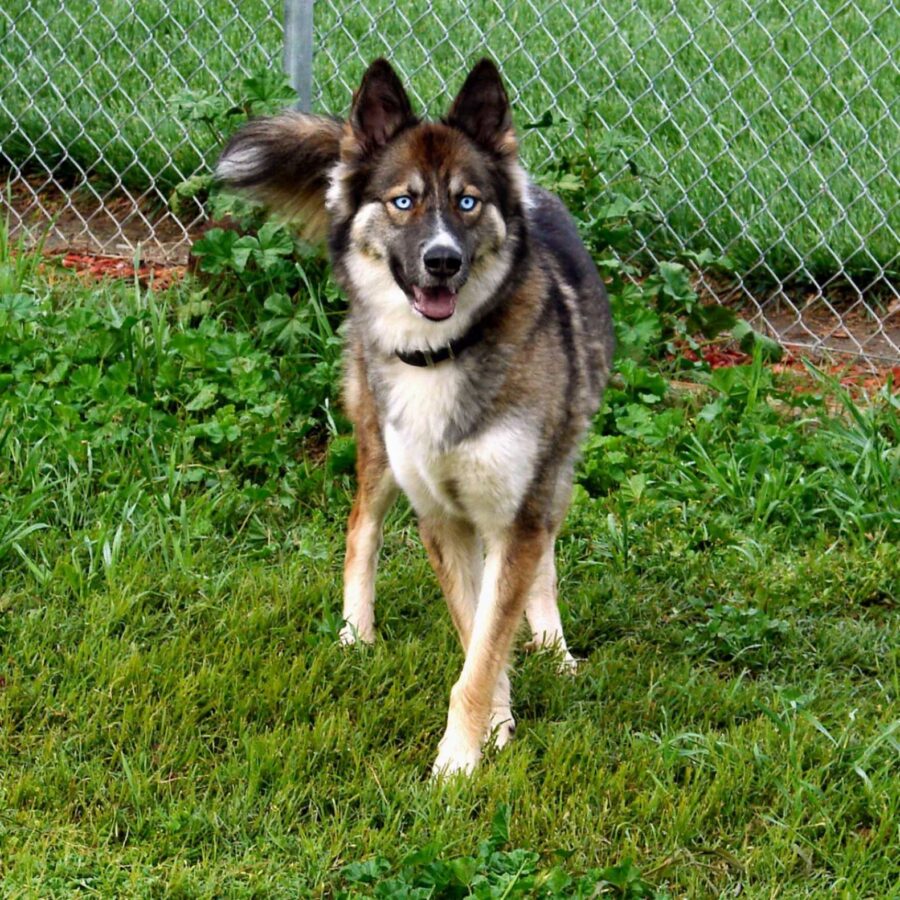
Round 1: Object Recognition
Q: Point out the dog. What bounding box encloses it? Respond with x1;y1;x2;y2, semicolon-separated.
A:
216;58;615;775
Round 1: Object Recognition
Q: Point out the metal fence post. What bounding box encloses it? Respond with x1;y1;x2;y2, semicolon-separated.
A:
284;0;314;111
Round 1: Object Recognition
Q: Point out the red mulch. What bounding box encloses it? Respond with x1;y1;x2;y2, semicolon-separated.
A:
771;354;899;396
680;345;752;370
58;251;186;290
677;343;899;395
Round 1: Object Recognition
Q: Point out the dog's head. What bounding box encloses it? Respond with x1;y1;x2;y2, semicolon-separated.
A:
217;60;526;339
331;59;523;324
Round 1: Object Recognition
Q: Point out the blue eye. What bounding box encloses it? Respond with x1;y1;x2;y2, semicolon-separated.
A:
392;195;413;210
458;195;479;212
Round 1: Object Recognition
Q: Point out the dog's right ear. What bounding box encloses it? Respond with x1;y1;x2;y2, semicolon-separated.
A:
446;58;516;158
348;59;417;156
216;113;343;243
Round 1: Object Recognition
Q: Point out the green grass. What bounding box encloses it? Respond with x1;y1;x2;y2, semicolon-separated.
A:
1;227;899;895
2;0;898;285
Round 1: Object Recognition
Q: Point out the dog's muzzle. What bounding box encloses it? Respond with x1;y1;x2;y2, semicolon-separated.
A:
390;247;467;321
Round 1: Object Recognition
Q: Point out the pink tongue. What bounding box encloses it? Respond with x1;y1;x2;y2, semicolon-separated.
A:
412;286;457;320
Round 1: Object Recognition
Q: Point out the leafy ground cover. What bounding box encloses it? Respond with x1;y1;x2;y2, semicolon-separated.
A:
1;189;898;895
2;0;897;284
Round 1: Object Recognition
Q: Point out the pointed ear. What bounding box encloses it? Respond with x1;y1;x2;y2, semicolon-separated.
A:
446;58;516;157
349;58;417;154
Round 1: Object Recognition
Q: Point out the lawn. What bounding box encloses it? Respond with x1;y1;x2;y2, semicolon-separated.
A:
1;0;897;284
0;204;898;895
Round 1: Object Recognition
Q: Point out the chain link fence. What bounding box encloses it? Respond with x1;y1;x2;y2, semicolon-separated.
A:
2;1;897;361
1;0;284;260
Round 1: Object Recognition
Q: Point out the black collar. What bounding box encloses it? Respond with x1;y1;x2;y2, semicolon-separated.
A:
395;319;485;367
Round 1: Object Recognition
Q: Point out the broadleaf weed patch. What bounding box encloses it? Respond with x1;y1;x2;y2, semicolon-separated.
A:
337;805;667;897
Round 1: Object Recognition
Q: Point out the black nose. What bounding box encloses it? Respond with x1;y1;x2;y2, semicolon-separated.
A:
423;245;462;278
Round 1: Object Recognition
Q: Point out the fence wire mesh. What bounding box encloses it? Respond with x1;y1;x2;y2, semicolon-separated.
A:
1;1;898;361
0;1;283;260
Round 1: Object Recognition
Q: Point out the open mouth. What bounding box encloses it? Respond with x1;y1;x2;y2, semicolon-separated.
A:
411;285;458;321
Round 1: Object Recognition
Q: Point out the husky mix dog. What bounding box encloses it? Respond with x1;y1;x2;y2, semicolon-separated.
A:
217;59;615;776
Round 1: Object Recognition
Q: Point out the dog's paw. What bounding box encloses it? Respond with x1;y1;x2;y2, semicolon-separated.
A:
489;708;516;750
431;748;481;779
524;638;580;675
431;733;482;780
339;622;376;646
557;653;580;676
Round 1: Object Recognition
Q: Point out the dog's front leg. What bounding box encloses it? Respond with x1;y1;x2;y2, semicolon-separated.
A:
341;443;397;645
420;517;514;746
433;521;546;776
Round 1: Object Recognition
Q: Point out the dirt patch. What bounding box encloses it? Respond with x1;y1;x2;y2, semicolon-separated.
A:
696;273;900;363
673;341;898;395
763;300;900;363
2;173;200;264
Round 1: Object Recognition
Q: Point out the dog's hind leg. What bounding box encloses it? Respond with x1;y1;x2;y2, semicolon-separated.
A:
433;521;546;776
419;517;514;747
524;476;579;671
341;445;397;645
524;538;579;673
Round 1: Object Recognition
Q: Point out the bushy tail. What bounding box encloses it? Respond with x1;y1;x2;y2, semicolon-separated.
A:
216;113;343;244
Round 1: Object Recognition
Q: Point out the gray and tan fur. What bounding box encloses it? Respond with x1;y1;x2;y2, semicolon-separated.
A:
217;59;614;776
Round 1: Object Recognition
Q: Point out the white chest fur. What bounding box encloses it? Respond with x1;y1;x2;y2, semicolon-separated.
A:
382;364;539;535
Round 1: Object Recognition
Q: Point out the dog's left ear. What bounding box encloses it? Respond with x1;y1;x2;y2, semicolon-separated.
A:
446;59;516;157
349;58;418;155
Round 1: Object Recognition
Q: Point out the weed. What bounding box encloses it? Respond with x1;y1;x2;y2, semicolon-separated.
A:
684;597;791;668
337;806;667;898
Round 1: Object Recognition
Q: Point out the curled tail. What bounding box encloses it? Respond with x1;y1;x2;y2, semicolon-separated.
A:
216;112;343;244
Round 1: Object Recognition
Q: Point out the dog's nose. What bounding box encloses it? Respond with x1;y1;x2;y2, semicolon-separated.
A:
423;245;462;278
